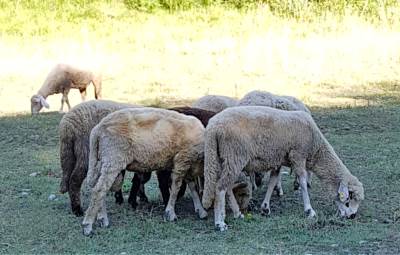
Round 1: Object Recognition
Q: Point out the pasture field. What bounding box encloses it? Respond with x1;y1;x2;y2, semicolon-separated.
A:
1;0;400;254
0;105;399;254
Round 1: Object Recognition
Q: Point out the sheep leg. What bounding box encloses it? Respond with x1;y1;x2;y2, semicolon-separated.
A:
82;165;121;236
249;172;257;191
60;89;71;113
65;95;71;111
138;172;151;202
163;171;183;222
187;181;207;219
97;198;109;228
79;88;87;102
114;170;125;205
127;173;141;209
68;163;87;217
260;169;280;216
214;189;227;231
156;170;171;206
274;170;284;197
298;170;316;218
92;78;102;99
294;170;312;191
60;95;65;112
227;188;243;219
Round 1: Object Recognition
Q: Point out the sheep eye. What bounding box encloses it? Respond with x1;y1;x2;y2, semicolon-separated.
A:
345;202;350;207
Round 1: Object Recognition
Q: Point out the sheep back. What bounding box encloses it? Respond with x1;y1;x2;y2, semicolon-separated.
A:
192;95;238;113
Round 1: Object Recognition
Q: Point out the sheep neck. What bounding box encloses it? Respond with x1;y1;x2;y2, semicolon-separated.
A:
311;141;351;193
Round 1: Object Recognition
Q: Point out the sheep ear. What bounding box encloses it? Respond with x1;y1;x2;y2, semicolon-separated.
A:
32;96;41;103
338;182;349;202
40;96;50;109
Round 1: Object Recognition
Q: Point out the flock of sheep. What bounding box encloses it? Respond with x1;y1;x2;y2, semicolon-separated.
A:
30;64;365;235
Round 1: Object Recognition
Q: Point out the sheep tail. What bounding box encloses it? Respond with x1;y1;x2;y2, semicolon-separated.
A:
86;125;101;188
202;129;221;209
59;122;76;194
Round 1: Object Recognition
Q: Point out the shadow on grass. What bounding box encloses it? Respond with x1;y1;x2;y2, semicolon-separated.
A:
1;101;400;254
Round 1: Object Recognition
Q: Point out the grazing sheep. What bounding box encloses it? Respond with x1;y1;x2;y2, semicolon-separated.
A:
192;95;238;113
82;108;208;235
239;90;312;193
59;100;136;216
202;106;364;231
59;100;187;216
31;64;102;114
121;107;216;208
238;90;311;114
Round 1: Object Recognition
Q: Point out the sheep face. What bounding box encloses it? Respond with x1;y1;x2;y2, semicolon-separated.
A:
30;95;49;115
335;181;363;219
232;173;252;212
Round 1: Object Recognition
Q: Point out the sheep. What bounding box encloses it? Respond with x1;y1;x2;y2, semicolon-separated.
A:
127;107;253;215
238;90;313;193
202;106;364;231
59;100;189;216
59;100;136;216
238;90;311;114
118;107;216;208
192;95;238;113
31;64;102;115
82;107;208;235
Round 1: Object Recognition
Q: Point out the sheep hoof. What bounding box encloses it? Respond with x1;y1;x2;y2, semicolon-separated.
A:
163;211;177;222
305;209;316;218
215;223;228;232
114;191;124;205
139;196;149;203
72;206;84;217
128;199;138;210
59;184;68;194
98;217;109;228
260;203;271;216
197;209;208;219
234;212;244;219
82;223;93;236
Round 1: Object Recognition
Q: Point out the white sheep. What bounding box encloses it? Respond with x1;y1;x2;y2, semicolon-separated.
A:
192;95;238;113
82;107;208;235
238;90;313;193
238;90;311;113
30;64;102;114
59;100;136;216
202;106;364;231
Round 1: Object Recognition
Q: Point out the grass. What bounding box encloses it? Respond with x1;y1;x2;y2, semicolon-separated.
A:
0;1;400;254
0;106;399;254
0;1;400;114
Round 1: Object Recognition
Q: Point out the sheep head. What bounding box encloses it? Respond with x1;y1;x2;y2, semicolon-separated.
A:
232;172;252;212
30;94;49;115
335;178;364;219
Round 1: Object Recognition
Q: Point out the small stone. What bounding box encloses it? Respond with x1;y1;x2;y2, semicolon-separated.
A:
120;252;127;255
21;189;31;192
359;240;367;245
29;172;38;177
48;194;57;201
20;192;29;197
330;244;339;247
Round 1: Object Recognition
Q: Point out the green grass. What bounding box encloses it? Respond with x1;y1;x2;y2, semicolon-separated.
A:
1;1;400;253
1;106;399;254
